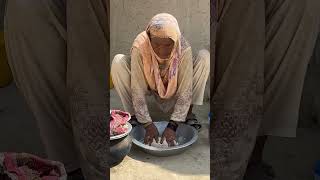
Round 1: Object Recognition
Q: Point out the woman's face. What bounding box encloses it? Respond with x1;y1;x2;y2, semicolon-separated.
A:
150;37;174;59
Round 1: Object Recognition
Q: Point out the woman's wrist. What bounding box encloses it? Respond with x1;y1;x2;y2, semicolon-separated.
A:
143;122;153;128
167;120;178;131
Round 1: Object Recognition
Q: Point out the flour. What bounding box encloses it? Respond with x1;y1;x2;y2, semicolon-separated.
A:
150;138;179;148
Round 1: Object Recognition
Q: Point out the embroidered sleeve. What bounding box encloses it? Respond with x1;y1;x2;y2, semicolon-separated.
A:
131;48;152;123
171;49;193;122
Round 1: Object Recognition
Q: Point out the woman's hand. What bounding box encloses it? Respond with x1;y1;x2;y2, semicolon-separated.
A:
160;121;178;147
144;122;159;145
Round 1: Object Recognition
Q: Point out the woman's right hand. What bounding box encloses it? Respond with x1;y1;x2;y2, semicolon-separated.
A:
143;122;159;146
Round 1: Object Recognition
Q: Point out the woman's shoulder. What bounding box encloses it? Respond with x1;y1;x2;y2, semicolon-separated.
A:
181;36;192;51
131;46;142;58
180;35;191;50
180;36;192;55
181;47;192;58
131;31;148;56
133;31;148;45
131;32;148;53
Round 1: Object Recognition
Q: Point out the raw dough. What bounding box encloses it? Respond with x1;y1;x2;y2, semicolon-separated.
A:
150;138;178;148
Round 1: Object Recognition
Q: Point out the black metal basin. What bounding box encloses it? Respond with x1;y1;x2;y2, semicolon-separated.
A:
109;123;133;167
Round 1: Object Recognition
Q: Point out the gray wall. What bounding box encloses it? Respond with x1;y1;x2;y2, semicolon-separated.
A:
110;0;210;59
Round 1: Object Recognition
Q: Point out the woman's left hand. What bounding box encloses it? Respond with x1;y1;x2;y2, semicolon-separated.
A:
160;128;176;146
160;121;178;146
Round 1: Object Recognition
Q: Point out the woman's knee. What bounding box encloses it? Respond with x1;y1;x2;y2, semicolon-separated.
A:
197;49;210;68
111;54;129;75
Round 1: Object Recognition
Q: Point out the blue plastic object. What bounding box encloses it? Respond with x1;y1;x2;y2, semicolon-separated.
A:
208;112;213;123
315;160;320;180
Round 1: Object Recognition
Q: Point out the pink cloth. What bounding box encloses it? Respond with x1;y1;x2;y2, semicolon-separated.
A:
110;110;130;136
2;153;66;180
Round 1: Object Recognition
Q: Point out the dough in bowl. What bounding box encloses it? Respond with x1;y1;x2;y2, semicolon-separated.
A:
150;138;178;148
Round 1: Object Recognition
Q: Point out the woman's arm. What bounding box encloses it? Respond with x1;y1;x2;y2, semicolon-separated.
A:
170;48;193;122
131;47;153;123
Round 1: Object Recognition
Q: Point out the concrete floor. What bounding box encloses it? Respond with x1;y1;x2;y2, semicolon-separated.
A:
1;83;320;180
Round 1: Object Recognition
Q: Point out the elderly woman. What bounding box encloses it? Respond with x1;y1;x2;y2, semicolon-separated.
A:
111;13;210;146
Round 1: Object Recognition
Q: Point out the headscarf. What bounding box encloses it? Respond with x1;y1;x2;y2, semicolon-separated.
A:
131;13;191;99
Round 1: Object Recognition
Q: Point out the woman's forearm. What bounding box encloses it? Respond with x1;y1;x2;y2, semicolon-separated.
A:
131;48;153;123
170;49;193;122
